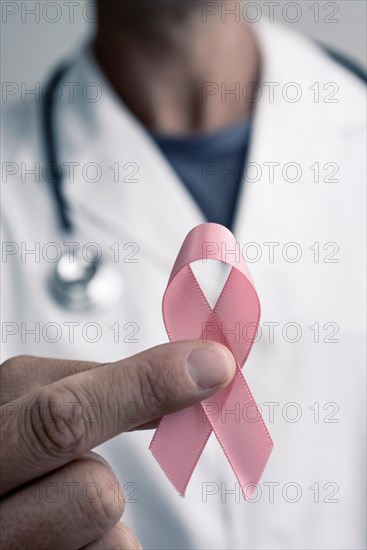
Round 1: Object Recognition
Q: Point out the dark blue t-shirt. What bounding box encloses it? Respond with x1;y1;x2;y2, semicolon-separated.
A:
151;118;250;229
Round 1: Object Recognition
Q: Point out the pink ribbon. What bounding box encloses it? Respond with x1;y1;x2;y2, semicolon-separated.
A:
150;223;273;497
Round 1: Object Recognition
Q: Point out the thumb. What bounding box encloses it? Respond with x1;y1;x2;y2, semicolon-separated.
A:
123;340;237;424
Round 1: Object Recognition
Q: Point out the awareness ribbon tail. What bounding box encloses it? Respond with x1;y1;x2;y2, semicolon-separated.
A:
149;223;273;497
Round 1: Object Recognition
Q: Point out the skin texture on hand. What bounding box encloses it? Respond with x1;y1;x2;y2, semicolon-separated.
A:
0;341;236;549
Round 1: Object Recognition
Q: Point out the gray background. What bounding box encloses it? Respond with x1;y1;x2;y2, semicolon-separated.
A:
1;0;366;87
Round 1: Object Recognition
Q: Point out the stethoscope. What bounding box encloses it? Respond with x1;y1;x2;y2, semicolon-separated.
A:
43;66;123;311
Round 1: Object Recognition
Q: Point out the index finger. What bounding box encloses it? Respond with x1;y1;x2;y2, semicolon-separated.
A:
0;340;236;496
0;355;102;406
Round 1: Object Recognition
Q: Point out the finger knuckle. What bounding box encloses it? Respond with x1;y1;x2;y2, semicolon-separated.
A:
1;355;29;383
1;356;37;404
133;357;170;418
75;459;124;533
26;385;87;459
1;355;31;371
104;522;142;550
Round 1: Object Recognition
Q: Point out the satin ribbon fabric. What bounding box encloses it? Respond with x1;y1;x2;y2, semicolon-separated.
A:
150;223;273;497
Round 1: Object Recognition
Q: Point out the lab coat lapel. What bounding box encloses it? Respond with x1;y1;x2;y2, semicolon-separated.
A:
58;49;205;273
232;21;347;331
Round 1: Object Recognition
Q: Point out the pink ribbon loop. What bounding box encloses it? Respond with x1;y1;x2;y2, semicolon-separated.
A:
150;223;273;497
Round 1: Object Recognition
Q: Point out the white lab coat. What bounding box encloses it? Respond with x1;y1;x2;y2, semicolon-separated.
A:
1;21;366;550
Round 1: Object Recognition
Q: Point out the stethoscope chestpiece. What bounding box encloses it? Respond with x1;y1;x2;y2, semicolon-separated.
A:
50;247;123;312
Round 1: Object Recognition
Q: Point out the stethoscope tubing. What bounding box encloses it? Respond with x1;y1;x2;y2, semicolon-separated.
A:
42;65;73;234
42;65;124;311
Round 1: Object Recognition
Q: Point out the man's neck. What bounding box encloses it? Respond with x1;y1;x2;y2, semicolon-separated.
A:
93;5;260;134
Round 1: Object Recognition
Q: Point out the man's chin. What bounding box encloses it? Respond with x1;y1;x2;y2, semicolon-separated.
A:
100;0;205;29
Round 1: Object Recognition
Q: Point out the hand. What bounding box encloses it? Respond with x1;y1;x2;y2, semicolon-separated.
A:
0;341;235;549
